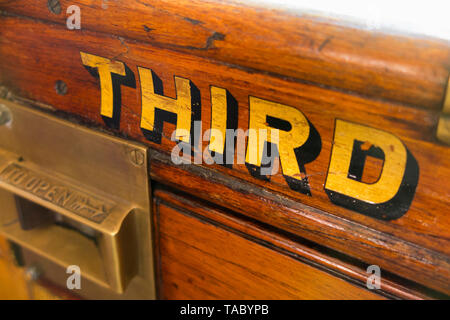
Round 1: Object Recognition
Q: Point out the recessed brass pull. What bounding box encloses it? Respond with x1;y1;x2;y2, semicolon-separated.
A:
437;77;450;144
0;98;154;296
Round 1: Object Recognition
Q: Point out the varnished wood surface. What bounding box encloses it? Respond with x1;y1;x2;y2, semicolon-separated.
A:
154;188;431;299
1;0;449;109
149;151;450;296
154;188;386;300
0;14;448;245
0;1;448;297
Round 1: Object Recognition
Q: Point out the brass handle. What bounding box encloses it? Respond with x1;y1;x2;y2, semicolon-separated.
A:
0;98;154;295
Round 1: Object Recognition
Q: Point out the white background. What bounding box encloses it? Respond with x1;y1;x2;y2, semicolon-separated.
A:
240;0;450;41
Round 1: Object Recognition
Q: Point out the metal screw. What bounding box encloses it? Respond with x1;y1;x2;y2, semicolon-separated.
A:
0;104;12;126
54;80;68;95
130;149;145;166
47;0;61;15
25;265;41;281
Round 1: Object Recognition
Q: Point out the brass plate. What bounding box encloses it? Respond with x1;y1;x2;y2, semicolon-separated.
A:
0;98;154;297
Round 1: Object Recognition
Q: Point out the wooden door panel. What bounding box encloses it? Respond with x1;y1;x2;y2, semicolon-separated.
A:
153;188;432;299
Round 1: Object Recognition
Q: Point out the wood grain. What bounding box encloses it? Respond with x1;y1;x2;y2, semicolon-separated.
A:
1;0;449;109
154;188;433;299
0;15;448;251
149;150;450;296
0;8;449;296
154;188;387;299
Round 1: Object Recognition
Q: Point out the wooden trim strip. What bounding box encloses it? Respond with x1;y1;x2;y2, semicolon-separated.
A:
148;148;450;295
0;0;449;109
153;188;430;299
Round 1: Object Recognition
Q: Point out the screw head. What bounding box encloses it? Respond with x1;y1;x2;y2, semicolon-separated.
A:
54;80;68;95
130;149;145;166
47;0;61;15
0;104;12;126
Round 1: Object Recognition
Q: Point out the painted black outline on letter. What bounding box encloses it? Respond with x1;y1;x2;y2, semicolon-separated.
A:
207;86;239;168
324;119;419;221
83;62;135;130
138;69;201;152
245;96;321;196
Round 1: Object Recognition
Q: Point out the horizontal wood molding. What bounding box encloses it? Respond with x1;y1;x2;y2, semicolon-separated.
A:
154;188;431;299
154;189;388;299
0;0;449;109
0;5;449;297
149;149;450;295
